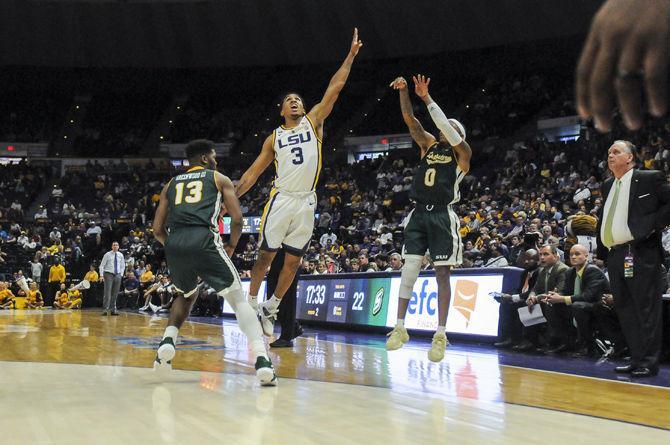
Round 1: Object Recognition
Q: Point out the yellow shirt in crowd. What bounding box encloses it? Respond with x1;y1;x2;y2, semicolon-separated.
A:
0;289;15;302
56;291;69;306
84;270;100;282
26;290;43;304
49;264;66;283
140;270;155;283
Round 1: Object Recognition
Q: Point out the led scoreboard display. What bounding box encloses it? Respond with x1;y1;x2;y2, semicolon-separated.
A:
234;268;521;337
296;268;522;336
297;277;391;326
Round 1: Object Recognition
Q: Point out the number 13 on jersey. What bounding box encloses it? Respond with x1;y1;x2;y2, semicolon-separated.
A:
174;180;203;205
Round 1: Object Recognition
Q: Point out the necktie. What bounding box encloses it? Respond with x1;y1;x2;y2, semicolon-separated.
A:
522;273;530;293
544;266;552;292
574;273;582;296
114;253;118;274
603;180;621;248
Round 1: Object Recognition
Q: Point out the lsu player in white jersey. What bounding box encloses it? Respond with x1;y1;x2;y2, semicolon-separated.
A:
236;28;363;335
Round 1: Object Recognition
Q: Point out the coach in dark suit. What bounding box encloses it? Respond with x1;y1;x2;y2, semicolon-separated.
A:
544;244;609;356
494;249;540;348
596;140;670;377
513;245;569;352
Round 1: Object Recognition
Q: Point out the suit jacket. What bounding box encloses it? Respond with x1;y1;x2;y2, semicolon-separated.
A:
560;264;610;303
516;268;539;300
596;169;670;261
531;261;569;296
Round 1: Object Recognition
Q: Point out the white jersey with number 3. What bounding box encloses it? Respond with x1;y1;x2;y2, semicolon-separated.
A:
272;115;322;193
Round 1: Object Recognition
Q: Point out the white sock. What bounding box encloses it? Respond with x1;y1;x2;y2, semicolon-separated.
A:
267;295;281;311
396;319;405;328
250;340;269;360
249;294;258;303
436;326;446;335
224;289;269;359
163;325;178;341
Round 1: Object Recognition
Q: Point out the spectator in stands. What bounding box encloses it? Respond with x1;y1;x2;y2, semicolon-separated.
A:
543;244;609;356
84;265;99;283
121;270;140;308
388;253;403;271
139;263;155;294
483;244;509;268
30;258;43;285
33;205;47;220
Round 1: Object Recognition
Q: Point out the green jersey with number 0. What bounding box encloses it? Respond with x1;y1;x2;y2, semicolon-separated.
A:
409;142;465;206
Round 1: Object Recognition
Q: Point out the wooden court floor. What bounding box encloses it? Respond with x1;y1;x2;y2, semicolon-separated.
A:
0;309;669;444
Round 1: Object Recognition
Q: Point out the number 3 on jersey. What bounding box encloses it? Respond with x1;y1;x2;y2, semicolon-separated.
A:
291;147;304;165
424;168;436;187
174;181;203;205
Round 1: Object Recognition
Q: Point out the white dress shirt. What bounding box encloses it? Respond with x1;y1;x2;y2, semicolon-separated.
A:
100;250;126;275
600;169;634;248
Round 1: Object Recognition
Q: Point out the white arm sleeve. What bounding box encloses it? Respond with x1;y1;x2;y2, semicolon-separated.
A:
426;101;463;146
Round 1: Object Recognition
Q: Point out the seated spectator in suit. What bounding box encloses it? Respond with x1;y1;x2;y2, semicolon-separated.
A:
25;282;44;309
495;249;540;348
513;245;569;352
543;244;609;356
0;282;16;309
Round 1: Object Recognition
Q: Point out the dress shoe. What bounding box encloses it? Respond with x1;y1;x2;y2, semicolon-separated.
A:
610;347;629;359
614;364;634;373
571;346;589;358
512;340;534;352
101;311;108;316
545;344;569;354
494;339;514;348
270;338;293;348
631;367;658;378
110;311;119;316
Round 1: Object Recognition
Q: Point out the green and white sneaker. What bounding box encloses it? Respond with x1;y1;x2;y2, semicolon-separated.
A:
255;356;278;387
153;337;175;371
385;325;409;350
428;332;449;362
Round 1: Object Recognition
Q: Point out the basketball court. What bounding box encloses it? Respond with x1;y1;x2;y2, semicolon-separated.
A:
1;309;668;444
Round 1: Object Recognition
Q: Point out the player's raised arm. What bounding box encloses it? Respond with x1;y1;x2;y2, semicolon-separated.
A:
390;76;435;154
413;74;472;173
216;172;243;257
308;28;363;130
152;183;171;245
235;133;275;198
